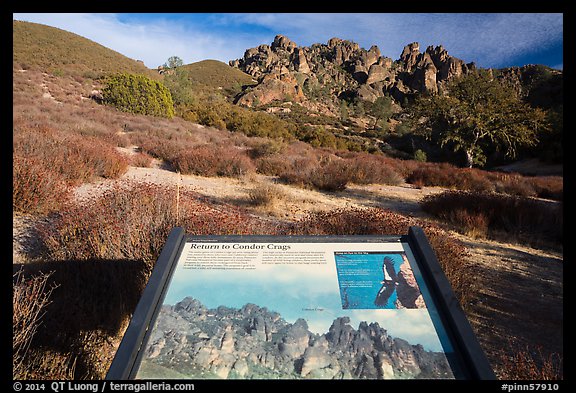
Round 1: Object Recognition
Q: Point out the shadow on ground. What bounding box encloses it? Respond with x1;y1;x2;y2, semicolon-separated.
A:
14;258;149;379
462;239;563;377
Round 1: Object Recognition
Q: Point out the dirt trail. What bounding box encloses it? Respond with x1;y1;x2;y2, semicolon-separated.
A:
88;162;445;221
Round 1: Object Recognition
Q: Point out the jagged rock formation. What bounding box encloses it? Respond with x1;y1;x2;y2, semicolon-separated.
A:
229;35;476;107
139;297;454;379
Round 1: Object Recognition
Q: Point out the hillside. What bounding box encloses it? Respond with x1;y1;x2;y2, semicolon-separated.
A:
13;20;159;79
179;59;257;97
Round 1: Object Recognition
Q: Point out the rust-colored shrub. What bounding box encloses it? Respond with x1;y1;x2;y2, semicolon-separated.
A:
421;191;563;246
71;136;129;179
13;269;55;379
13;155;71;215
129;151;154;168
171;145;256;178
14;126;128;186
255;155;292;176
37;181;280;271
405;162;564;201
499;344;563;380
344;153;403;185
309;159;352;191
528;176;563;201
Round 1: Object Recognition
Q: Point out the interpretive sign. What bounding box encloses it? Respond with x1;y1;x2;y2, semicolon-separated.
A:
106;227;494;380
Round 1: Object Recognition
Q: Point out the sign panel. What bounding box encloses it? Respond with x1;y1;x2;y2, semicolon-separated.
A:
107;228;494;380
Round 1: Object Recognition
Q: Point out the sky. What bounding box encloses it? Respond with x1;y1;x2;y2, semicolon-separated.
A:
13;13;563;71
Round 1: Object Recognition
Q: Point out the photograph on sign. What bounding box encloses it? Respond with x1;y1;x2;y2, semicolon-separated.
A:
335;252;425;309
134;240;460;379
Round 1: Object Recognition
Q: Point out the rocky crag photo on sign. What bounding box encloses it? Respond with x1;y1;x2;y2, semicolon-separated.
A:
134;240;459;380
335;252;425;309
139;297;454;379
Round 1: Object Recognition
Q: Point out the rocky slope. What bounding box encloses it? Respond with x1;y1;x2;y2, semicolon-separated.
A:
139;297;454;379
229;35;562;114
229;35;477;108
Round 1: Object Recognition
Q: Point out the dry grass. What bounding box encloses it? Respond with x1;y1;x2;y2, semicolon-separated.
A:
498;344;563;380
247;181;286;207
13;20;159;79
421;191;563;248
13;269;55;379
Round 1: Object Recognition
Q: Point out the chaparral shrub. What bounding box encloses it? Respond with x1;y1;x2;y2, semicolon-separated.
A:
13;270;55;379
13;155;71;215
37;181;280;271
102;73;174;118
421;190;563;247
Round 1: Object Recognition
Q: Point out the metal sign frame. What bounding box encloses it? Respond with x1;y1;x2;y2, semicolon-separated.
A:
106;226;495;380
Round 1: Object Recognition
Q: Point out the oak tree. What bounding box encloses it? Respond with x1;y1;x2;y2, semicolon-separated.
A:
411;71;549;167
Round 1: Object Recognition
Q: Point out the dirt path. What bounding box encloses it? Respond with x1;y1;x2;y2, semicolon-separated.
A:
95;163;445;221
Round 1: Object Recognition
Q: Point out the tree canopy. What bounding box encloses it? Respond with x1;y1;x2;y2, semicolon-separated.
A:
409;71;549;167
164;56;184;69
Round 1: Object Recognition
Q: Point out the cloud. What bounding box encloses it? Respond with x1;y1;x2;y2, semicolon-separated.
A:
13;13;267;68
14;13;562;69
217;13;563;68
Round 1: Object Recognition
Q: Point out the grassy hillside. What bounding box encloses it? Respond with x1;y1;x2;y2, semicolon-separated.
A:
181;59;255;90
13;20;159;79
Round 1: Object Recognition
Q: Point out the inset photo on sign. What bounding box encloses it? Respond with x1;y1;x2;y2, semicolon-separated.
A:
334;252;426;310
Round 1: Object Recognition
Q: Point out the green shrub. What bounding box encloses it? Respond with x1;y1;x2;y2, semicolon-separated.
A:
102;73;174;118
414;149;427;162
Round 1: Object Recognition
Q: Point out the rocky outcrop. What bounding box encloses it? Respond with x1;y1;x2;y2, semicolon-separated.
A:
400;42;421;72
230;35;475;107
492;64;563;108
236;73;305;107
397;43;476;95
139;297;454;379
